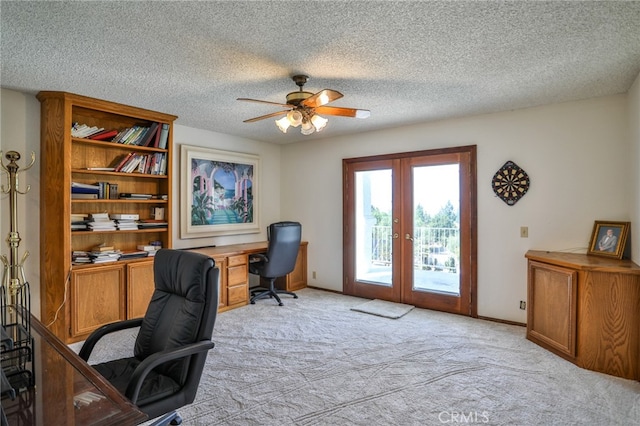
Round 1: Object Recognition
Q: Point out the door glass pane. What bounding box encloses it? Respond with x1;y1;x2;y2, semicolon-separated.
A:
412;164;460;295
355;169;392;286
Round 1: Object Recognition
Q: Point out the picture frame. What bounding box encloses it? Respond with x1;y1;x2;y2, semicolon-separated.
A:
180;144;260;239
587;220;630;259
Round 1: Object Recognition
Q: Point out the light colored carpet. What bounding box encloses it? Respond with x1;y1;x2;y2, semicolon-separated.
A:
351;299;414;319
74;288;640;425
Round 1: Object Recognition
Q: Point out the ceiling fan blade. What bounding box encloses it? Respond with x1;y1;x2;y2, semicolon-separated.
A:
315;106;371;119
243;110;288;123
237;98;292;108
301;89;343;108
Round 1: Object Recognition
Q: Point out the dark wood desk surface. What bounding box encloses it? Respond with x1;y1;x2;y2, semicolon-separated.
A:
2;307;147;425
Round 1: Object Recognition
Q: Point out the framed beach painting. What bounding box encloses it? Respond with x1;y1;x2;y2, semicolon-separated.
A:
181;144;260;238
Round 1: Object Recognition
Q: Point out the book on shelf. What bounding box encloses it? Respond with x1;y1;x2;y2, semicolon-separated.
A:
110;213;139;220
71;181;100;193
85;167;116;172
96;181;111;199
108;183;118;199
70;213;89;221
112;152;135;172
119;193;153;199
157;123;169;149
139;122;159;147
118;250;149;260
88;129;118;141
91;244;115;252
71;123;105;138
71;193;98;200
138;219;168;229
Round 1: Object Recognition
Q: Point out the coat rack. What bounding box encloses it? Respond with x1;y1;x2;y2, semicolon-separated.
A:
1;150;35;365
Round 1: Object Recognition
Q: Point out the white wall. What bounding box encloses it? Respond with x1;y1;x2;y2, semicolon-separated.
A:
0;89;41;317
281;94;630;323
1;88;634;324
629;72;640;265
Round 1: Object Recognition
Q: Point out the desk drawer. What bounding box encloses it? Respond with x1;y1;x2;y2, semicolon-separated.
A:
228;264;248;286
228;284;248;305
227;255;247;267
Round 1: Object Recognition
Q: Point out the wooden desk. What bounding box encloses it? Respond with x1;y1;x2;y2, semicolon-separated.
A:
188;241;308;312
2;307;147;425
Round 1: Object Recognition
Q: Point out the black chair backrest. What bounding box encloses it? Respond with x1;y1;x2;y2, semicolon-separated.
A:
262;221;302;278
134;249;218;385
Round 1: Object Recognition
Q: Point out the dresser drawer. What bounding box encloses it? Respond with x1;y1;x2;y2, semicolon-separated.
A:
227;254;247;267
227;284;248;305
227;264;248;286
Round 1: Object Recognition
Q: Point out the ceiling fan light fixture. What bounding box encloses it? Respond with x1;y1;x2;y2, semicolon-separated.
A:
287;110;303;127
311;114;328;132
300;120;315;135
275;116;291;133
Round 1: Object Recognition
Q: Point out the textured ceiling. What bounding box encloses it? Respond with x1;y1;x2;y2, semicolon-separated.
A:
2;1;640;145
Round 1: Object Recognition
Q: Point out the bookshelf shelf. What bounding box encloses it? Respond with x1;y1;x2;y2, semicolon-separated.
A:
71;228;168;236
72;169;169;179
72;137;169;153
38;91;177;343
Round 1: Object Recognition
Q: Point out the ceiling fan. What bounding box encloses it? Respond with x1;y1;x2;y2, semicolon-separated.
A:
237;75;370;135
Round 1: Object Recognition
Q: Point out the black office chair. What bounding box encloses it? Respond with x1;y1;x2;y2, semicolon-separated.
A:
249;221;302;306
79;249;219;426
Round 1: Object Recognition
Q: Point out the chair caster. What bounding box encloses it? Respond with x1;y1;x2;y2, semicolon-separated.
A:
293;295;299;299
251;300;255;304
278;302;283;306
170;414;183;425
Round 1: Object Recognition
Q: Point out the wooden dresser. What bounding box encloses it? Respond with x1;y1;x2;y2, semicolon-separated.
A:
525;250;640;380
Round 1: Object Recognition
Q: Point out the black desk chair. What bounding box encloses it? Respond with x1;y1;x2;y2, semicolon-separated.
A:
249;221;302;306
79;249;219;426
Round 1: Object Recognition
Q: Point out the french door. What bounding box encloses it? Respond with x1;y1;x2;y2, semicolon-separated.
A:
343;146;477;316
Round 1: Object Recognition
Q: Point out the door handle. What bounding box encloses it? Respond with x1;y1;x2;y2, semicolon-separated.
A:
405;234;413;241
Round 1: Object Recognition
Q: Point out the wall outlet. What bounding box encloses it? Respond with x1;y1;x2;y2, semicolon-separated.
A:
520;226;528;238
519;301;526;310
312;271;317;279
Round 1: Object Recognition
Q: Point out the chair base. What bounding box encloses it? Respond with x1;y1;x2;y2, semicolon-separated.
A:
149;410;182;426
250;279;298;306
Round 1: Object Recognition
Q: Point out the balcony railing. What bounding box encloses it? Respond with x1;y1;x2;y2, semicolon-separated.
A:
371;226;459;272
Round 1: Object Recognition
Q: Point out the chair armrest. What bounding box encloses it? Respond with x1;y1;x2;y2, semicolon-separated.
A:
79;318;144;361
125;340;215;404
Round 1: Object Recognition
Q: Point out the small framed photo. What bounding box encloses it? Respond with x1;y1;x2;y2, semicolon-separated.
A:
587;221;630;259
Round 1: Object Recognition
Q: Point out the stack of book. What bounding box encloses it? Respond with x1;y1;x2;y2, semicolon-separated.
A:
71;213;90;231
118;250;149;261
89;245;121;263
137;244;162;257
111;213;139;230
138;219;168;229
72;250;92;264
71;182;100;200
88;213;117;231
119;193;153;200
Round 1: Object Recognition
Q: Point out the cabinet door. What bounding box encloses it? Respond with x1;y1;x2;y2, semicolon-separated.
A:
527;260;577;359
71;265;125;337
127;260;155;319
275;244;308;291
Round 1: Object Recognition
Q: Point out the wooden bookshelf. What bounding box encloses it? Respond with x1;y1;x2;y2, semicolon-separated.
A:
37;91;177;343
